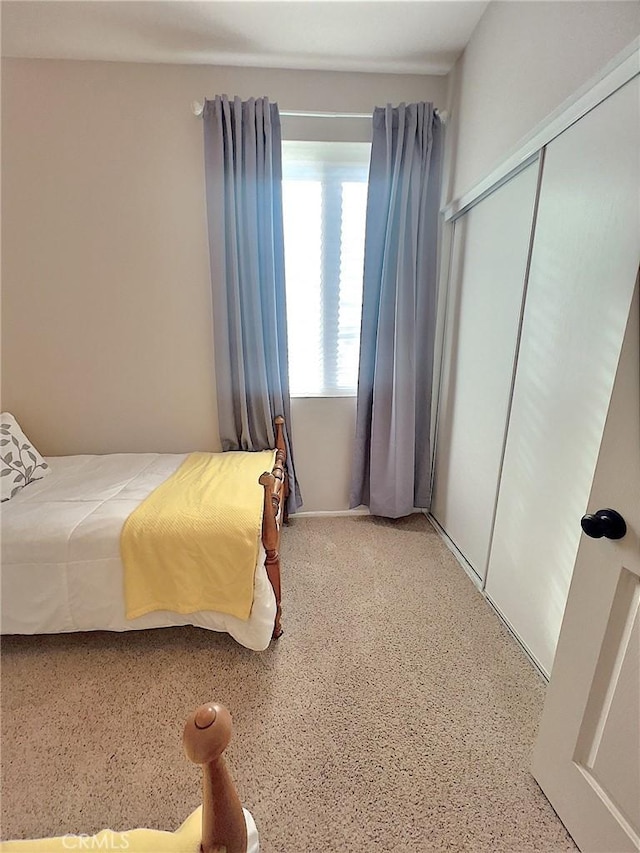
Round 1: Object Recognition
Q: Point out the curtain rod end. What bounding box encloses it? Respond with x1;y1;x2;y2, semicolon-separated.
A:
192;100;204;117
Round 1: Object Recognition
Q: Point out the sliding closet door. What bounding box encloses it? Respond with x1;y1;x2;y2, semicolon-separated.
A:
432;160;539;580
485;77;640;677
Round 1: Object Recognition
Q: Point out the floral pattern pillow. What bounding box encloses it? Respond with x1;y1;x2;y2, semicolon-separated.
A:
1;413;50;502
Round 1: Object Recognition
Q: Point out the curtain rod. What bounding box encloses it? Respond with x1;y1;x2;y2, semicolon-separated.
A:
191;101;447;121
191;101;369;119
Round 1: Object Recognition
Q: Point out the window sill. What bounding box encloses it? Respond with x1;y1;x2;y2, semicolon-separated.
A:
291;392;357;399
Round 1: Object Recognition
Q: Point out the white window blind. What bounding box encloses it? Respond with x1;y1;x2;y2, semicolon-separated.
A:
282;141;370;397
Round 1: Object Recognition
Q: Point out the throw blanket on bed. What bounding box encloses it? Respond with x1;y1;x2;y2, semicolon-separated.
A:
122;450;275;622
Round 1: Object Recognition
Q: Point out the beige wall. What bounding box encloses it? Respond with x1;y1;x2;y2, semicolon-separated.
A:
290;396;358;512
445;1;640;204
1;58;445;509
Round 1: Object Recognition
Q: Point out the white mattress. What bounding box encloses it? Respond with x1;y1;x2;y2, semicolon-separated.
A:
0;453;276;651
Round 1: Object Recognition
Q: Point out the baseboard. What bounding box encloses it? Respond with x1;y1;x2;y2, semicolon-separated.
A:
424;511;548;682
290;507;428;519
424;511;483;590
484;594;550;682
289;508;371;518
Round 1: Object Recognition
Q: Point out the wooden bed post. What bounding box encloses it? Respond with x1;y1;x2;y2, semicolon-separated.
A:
183;702;248;853
256;416;287;640
259;471;283;638
273;415;290;524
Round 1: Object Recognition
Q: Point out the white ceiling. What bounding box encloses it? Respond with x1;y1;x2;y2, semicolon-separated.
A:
1;1;489;75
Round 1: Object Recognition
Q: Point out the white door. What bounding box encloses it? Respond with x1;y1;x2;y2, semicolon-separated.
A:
532;282;639;852
432;160;540;580
484;76;640;675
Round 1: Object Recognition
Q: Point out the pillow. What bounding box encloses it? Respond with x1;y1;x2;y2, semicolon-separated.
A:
1;413;50;502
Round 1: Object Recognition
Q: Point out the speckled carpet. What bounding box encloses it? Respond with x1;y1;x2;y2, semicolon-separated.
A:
1;515;576;851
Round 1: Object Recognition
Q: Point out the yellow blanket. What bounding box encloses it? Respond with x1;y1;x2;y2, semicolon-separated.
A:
0;806;260;852
0;807;202;853
122;450;276;622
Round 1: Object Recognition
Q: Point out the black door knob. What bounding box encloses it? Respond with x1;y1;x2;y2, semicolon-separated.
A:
580;508;627;540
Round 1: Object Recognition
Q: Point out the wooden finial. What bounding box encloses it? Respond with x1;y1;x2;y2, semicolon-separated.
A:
183;703;247;853
273;416;285;456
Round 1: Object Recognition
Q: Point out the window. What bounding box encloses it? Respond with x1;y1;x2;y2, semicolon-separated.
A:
282;141;370;396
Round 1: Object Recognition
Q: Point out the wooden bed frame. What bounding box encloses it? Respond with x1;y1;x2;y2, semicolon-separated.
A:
259;415;288;640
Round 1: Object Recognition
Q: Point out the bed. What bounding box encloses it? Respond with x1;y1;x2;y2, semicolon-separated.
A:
0;416;287;652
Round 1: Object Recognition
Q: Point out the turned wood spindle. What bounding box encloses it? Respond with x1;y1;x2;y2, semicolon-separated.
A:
183;703;247;853
273;415;290;524
259;471;283;638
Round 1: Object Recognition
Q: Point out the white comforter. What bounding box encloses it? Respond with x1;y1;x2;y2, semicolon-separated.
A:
0;454;276;650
